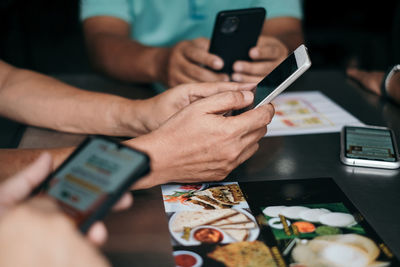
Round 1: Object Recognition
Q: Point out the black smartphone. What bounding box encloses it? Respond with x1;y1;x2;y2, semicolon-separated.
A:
209;7;266;75
33;136;150;232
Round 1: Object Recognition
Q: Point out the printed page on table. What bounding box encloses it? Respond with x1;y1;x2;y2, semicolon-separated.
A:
161;179;399;267
266;91;364;137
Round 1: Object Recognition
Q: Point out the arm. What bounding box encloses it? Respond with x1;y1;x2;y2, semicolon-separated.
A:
0;60;151;136
83;17;228;87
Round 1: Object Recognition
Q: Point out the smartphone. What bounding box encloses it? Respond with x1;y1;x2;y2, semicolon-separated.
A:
340;125;400;169
235;44;311;114
34;136;150;232
209;7;266;75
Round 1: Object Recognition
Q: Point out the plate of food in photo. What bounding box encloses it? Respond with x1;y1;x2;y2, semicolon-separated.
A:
169;208;260;246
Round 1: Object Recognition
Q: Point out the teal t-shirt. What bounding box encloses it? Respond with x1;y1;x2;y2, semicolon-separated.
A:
80;0;303;47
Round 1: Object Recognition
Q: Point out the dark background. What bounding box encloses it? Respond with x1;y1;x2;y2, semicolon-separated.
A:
0;0;399;148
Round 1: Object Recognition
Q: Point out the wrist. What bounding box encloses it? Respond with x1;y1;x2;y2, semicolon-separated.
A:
381;64;400;99
153;47;172;85
123;133;170;189
112;98;150;137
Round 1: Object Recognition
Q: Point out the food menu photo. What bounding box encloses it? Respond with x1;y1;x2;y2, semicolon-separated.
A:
162;182;275;267
241;178;400;267
161;179;400;267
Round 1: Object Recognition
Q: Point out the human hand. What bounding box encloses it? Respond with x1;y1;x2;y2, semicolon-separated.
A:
0;153;133;245
0;197;110;267
128;90;275;189
140;82;256;132
346;67;385;96
161;37;229;87
232;36;288;83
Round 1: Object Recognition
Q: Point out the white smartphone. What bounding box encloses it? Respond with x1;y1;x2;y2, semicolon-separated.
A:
241;44;311;112
340;125;400;169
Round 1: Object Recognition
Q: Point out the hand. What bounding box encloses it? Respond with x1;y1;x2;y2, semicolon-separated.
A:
232;36;288;83
0;153;133;245
0;197;110;267
140;82;257;132
161;38;229;87
128;90;275;189
346;67;385;96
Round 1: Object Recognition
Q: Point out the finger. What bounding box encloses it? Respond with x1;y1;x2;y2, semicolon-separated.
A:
346;68;369;83
233;60;278;76
0;153;53;207
241;127;268;145
87;221;108;246
231;73;264;83
187;82;257;102
194;91;254;114
236;143;260;166
183;45;224;70
230;103;275;134
250;40;287;60
182;62;229;83
192;37;210;50
170;67;199;86
111;193;133;211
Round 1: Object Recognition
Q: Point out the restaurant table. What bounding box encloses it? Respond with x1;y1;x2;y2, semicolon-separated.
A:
17;70;400;266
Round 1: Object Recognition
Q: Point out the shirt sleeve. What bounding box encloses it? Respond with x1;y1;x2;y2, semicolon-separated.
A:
254;0;303;20
80;0;132;23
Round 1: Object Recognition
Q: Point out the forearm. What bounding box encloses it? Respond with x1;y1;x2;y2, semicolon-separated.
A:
0;147;74;182
87;34;170;84
0;62;151;136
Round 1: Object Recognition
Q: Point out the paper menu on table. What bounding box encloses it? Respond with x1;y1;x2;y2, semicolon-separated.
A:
265;91;364;137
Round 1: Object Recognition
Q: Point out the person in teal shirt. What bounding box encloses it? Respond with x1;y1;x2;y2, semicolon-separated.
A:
81;0;304;89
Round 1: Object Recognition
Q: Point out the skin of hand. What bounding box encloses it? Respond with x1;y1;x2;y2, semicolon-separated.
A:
137;82;257;132
0;153;133;246
0;197;110;267
161;37;230;87
232;36;289;83
127;90;275;189
346;67;385;96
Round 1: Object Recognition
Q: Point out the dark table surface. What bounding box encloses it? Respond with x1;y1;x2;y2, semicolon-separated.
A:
17;70;400;266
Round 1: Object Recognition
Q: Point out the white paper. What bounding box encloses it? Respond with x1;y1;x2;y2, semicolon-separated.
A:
265;91;364;137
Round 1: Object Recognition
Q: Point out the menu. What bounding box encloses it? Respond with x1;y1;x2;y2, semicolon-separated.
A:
266;91;363;136
161;178;399;267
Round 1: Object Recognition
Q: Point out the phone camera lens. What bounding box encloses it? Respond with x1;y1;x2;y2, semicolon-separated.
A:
221;16;239;34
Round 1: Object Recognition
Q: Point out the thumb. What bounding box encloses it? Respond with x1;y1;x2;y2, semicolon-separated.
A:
195;91;254;114
0;153;53;212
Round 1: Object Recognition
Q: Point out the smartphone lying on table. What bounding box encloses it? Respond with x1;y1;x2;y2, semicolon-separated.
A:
340;125;400;169
209;7;266;75
235;44;311;114
33;136;150;232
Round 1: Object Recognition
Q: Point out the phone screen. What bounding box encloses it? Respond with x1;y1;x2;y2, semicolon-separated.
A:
43;138;147;225
253;52;298;106
345;126;398;162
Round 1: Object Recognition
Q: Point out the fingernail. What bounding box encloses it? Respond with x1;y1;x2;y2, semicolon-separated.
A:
250;48;259;58
242;91;254;102
232;73;242;82
213;59;223;69
234;63;243;72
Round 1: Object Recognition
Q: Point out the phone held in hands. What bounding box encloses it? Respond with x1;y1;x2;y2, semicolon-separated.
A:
340;125;400;169
209;7;266;75
235;44;312;114
33;136;150;232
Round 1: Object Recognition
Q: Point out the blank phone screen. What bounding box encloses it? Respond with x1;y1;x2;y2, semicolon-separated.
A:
253;52;298;106
345;127;398;162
